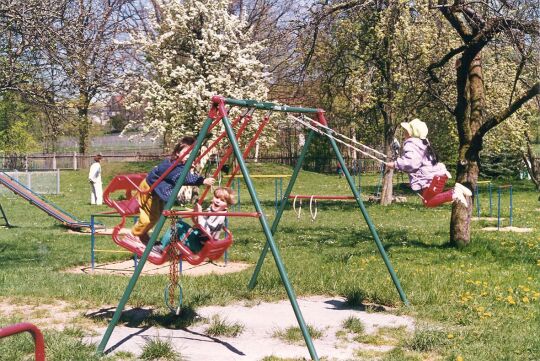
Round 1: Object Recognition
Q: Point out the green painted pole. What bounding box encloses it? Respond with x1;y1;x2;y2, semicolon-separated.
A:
222;97;319;114
220;111;319;360
96;117;214;355
326;131;409;305
248;130;315;289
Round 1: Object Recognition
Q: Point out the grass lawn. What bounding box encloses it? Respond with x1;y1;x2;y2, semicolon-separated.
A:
0;161;539;360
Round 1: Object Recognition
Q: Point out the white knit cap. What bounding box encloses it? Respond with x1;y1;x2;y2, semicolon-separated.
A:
401;118;428;139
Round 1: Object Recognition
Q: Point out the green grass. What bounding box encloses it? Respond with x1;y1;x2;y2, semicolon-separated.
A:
140;338;181;360
0;161;539;360
272;325;324;344
204;315;244;337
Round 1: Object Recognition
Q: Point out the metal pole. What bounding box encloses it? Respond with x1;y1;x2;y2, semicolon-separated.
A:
475;185;480;217
91;215;95;270
509;185;513;227
220;111;319;360
489;182;493;217
249;131;316;288
97;116;214;355
497;187;501;230
327;130;409;305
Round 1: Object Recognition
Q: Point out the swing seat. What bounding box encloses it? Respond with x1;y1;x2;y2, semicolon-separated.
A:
164;219;234;266
111;218;233;266
103;173;147;216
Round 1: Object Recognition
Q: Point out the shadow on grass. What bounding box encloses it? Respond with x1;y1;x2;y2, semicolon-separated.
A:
86;305;201;329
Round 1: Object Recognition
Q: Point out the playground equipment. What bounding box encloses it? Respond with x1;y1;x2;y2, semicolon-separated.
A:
0;201;11;227
291;194;356;221
0;171;91;230
497;184;513;230
97;96;408;361
474;181;493;217
0;322;45;361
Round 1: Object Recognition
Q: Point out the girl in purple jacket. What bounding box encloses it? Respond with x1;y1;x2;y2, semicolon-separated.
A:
387;119;471;208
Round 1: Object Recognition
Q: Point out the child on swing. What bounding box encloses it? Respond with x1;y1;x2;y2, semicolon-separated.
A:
387;118;472;207
153;187;235;254
131;136;215;244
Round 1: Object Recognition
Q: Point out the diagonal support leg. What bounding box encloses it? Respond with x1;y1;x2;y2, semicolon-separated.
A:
327;130;409;305
248;130;315;288
218;105;320;361
96;117;214;355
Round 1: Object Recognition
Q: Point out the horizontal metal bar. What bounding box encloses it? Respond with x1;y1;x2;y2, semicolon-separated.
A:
288;195;356;200
163;210;260;218
223;174;291;178
219;97;320;114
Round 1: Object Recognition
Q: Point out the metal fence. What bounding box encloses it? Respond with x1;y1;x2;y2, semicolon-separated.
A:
0;170;61;195
0;150;164;171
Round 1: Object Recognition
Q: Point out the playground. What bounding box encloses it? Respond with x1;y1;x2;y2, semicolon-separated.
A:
0;99;537;361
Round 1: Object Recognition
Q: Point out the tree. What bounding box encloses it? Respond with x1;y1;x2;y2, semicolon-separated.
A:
123;0;270;147
298;0;451;204
428;0;540;246
41;0;144;154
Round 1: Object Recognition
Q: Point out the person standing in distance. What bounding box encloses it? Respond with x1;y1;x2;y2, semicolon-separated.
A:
89;153;103;205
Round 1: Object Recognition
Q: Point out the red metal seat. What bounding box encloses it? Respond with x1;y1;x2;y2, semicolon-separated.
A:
103;173;147;216
111;216;233;266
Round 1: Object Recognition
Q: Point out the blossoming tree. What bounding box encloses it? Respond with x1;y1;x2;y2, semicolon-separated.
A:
123;0;270;147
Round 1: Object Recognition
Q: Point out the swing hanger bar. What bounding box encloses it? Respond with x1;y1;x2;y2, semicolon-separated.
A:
214;95;321;114
163;210;261;218
288;195;356;200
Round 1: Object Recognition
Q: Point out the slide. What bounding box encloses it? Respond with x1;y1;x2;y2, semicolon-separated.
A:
0;172;90;230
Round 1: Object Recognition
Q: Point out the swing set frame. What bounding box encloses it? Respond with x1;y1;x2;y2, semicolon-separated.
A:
96;96;408;360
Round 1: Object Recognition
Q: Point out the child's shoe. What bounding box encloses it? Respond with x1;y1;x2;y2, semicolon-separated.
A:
452;188;468;207
151;244;163;254
454;182;472;197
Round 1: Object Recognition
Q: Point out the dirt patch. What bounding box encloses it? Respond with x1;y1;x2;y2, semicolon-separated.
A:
472;217;500;222
86;296;415;360
66;260;251;276
2;295;415;360
481;226;533;233
67;227;132;236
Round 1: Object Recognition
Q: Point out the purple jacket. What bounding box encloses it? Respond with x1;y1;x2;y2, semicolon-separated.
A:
395;138;448;191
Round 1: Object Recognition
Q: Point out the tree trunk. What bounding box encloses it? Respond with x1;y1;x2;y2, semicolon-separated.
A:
77;93;90;154
450;53;484;247
380;123;395;206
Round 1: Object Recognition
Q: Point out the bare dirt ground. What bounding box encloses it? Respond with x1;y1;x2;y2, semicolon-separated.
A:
87;296;415;360
481;226;533;233
66;259;251;276
4;262;416;360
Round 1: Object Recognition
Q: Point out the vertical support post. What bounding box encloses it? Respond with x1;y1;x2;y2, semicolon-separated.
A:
56;168;61;194
475;185;480;217
52;153;57;170
497;187;501;230
91;215;96;270
97;116;214;355
509;185;513;227
27;171;31;190
237;178;241;211
73;152;77;170
326;130;409;305
249;130;316;288
489;182;493;217
274;178;278;214
219;110;319;360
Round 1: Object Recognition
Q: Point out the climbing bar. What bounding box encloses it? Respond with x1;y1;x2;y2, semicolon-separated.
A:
288;195;356;200
163;210;261;218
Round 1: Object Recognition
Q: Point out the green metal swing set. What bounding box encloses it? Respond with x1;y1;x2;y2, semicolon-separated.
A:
96;96;408;361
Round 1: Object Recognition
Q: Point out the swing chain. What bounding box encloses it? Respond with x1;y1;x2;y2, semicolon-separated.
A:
167;216;182;311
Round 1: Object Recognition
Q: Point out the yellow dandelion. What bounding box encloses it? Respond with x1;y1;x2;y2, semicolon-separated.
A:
456;356;464;361
522;297;530;303
477;306;485;312
448;333;454;339
507;295;516;305
508;287;513;293
483;312;492;317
